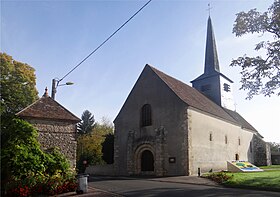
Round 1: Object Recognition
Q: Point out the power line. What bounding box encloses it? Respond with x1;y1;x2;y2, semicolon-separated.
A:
59;0;153;83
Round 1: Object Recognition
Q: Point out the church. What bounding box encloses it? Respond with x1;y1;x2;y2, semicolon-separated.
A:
113;16;271;176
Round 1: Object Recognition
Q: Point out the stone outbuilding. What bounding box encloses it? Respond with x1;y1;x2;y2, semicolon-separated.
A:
17;88;80;167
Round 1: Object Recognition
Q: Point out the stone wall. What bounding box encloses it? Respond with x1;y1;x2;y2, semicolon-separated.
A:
85;164;114;175
252;134;271;166
188;108;255;175
271;152;280;165
27;119;77;168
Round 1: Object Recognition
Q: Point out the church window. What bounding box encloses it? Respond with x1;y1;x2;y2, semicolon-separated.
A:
225;135;228;144
201;84;211;92
238;137;241;145
141;104;152;127
223;83;231;92
209;133;213;141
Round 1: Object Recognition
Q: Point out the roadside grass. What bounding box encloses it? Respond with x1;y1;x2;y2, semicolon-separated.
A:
224;171;280;191
259;165;280;170
203;166;280;192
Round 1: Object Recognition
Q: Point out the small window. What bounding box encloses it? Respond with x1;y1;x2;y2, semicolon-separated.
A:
225;135;228;144
201;84;211;92
238;137;241;146
209;133;213;141
223;83;231;92
141;104;152;127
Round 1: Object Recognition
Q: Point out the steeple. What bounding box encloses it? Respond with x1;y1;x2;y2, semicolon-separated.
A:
204;16;220;74
191;16;235;111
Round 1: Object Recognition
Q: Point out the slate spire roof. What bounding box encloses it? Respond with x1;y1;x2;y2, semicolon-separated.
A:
16;89;81;123
204;16;220;74
191;16;233;83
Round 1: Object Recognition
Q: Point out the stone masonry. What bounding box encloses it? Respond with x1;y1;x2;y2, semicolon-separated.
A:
16;89;80;168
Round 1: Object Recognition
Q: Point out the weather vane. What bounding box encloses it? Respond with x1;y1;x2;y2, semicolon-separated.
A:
207;3;212;16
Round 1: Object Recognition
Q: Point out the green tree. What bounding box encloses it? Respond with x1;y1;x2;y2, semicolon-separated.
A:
77;110;95;134
76;117;114;172
1;118;46;181
268;142;280;152
1;118;73;195
230;0;280;99
1;118;71;180
102;133;114;164
0;53;38;116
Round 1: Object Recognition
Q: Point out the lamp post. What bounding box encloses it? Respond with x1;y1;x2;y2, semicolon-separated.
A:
51;78;74;99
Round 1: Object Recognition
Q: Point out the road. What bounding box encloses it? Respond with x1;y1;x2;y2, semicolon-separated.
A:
88;176;280;197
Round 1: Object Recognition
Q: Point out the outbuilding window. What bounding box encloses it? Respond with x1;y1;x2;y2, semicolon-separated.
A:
141;104;152;127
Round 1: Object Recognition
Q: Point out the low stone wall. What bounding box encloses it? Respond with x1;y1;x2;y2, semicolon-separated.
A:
252;135;271;166
85;164;114;176
271;152;280;165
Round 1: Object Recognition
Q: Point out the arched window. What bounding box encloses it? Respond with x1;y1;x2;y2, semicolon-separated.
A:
141;104;152;127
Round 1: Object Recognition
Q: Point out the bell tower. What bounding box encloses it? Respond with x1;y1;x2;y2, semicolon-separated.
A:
191;16;235;110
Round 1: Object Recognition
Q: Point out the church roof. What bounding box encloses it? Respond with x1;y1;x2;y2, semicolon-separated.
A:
223;108;258;133
16;89;81;123
148;65;236;123
148;64;258;133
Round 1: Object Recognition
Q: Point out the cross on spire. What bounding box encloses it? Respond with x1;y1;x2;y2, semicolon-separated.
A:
207;3;212;16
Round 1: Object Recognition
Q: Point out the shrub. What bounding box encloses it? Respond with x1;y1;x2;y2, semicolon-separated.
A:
1;118;76;196
5;171;77;196
205;172;233;184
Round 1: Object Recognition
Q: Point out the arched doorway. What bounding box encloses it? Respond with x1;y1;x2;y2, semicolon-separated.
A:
235;154;239;161
141;150;154;171
134;144;155;175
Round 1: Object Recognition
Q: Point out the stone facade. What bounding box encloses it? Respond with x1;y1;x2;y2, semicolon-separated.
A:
27;119;77;168
114;65;189;176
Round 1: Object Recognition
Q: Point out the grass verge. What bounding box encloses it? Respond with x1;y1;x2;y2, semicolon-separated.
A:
203;167;280;192
224;171;280;192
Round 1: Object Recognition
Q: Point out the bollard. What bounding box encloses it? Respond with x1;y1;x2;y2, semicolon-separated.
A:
76;174;89;194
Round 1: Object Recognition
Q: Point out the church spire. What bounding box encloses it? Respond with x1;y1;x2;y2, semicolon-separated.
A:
204;16;220;74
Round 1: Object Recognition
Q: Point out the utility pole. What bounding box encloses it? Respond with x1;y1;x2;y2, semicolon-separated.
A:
51;79;57;99
51;78;73;100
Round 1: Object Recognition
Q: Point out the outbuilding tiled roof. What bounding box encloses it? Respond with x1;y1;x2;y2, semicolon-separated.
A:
148;64;259;133
16;91;80;123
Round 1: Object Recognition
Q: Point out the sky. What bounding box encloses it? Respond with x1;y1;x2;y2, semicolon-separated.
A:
1;0;279;143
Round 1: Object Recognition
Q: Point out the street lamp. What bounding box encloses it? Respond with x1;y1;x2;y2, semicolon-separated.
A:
51;78;74;99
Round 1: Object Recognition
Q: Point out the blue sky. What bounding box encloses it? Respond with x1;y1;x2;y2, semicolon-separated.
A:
1;0;279;143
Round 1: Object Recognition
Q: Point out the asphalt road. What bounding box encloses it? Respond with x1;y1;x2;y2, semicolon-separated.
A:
89;176;280;197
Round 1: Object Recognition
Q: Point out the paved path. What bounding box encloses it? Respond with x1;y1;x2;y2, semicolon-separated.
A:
89;176;280;197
